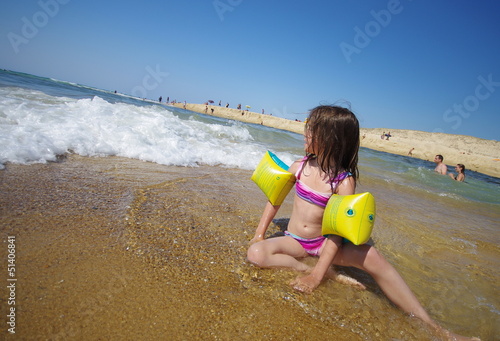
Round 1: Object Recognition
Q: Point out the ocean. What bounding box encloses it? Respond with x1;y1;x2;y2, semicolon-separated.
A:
1;69;499;339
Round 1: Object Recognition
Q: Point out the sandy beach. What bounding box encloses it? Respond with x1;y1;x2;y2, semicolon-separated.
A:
5;155;487;340
1;155;497;339
171;103;500;178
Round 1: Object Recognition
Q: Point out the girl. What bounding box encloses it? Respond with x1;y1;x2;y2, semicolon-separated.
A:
249;105;361;293
449;164;466;182
247;105;478;340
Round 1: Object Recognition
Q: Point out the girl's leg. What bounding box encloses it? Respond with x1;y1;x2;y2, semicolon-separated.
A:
247;236;309;271
332;243;433;324
332;244;480;340
248;237;366;291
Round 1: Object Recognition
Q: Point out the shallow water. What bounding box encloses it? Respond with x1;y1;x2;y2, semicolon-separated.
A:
0;154;497;339
0;156;417;340
112;157;500;339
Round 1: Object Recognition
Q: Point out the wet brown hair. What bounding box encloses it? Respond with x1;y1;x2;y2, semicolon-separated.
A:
305;105;360;187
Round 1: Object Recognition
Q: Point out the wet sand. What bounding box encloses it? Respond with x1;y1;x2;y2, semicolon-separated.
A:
0;155;453;340
171;103;500;178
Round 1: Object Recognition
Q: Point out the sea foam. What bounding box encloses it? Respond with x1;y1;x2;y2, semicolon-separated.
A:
0;87;297;170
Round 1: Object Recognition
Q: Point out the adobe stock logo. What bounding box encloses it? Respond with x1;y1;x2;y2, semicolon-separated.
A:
435;74;499;133
213;0;243;21
339;0;412;63
7;0;70;54
131;65;169;99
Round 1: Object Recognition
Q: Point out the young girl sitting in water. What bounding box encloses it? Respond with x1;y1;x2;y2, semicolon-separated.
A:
249;104;362;293
247;105;479;340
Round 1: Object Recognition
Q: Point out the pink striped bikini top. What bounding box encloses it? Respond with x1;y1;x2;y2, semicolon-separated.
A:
294;156;351;208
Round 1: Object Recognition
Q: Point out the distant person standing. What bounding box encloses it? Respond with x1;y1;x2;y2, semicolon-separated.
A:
449;164;466;182
159;96;162;103
434;155;448;175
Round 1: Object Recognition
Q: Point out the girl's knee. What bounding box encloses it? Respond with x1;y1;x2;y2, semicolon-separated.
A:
247;243;266;267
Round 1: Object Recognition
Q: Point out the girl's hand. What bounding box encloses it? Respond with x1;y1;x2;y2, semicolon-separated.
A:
248;234;264;246
290;274;321;294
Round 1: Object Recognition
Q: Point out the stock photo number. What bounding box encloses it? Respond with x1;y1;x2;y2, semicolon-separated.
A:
6;236;17;334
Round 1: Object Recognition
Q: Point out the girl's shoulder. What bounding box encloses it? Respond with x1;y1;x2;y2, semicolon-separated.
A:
335;175;356;195
287;158;304;174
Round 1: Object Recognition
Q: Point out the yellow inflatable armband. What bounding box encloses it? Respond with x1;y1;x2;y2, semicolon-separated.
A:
322;192;376;245
251;151;295;205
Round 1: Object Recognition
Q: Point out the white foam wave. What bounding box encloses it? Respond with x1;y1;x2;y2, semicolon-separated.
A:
0;89;295;170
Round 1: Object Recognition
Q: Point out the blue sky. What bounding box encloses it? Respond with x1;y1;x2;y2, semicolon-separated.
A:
1;0;499;140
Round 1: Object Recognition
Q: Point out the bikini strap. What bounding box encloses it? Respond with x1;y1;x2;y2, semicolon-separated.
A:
295;156;309;179
296;155;351;184
331;171;352;184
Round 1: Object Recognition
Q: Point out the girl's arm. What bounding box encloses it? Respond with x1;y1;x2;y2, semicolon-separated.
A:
249;159;300;244
292;175;358;293
292;236;342;293
249;202;281;244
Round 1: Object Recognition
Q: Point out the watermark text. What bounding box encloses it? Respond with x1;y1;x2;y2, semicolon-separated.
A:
436;74;499;133
213;0;243;21
340;0;411;63
8;0;70;54
131;65;169;99
6;236;17;334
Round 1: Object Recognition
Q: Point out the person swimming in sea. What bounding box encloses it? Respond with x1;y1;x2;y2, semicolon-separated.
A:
449;163;466;182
